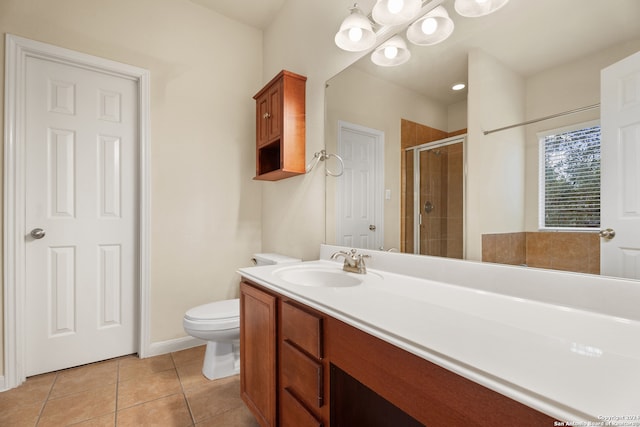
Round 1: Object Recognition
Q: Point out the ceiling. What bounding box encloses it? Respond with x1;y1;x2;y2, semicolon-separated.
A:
193;0;640;105
189;0;286;29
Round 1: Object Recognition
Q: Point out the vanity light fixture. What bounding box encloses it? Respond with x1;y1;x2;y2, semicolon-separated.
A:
334;0;511;66
334;4;377;52
406;5;454;46
371;35;411;66
372;0;422;26
454;0;510;17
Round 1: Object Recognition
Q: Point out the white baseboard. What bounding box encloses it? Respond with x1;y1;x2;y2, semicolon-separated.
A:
143;336;205;358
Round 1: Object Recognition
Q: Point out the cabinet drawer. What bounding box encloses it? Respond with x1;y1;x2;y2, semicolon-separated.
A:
282;340;323;408
281;388;323;427
282;301;323;359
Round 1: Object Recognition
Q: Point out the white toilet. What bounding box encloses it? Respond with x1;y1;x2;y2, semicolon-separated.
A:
183;253;301;380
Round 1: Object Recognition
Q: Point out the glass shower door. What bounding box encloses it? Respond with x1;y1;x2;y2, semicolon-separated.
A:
414;139;464;258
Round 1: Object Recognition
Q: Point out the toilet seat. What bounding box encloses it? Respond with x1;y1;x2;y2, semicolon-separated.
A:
184;299;239;331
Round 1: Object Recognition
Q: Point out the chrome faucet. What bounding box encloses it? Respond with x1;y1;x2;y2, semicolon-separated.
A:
331;249;370;274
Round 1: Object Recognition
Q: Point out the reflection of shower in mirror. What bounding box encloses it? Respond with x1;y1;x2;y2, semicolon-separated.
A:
405;135;466;259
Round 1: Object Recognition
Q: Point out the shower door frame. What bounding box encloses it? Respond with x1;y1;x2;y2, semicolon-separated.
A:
410;135;467;257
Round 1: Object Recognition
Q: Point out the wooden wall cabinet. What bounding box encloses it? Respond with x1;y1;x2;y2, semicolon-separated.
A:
239;279;556;427
253;70;307;181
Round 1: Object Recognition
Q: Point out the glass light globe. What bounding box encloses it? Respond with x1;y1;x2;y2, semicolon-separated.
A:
384;45;399;59
387;0;404;14
475;0;488;3
348;27;363;42
421;17;438;35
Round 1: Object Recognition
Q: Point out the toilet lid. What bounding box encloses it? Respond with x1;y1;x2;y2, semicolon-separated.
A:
185;299;239;321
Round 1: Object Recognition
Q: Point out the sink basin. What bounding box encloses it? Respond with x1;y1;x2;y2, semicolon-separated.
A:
274;267;363;287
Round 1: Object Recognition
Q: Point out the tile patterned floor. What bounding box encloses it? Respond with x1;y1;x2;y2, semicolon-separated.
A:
0;346;260;426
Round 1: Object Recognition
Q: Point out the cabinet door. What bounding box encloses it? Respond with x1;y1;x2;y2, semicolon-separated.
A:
256;92;271;146
267;81;282;141
256;80;282;147
240;282;277;427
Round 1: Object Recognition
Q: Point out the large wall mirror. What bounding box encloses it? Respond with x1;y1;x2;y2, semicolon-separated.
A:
324;0;640;280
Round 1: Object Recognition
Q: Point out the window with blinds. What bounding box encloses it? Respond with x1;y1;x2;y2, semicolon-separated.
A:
539;122;601;230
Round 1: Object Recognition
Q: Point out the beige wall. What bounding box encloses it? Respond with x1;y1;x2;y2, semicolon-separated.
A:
325;66;449;251
466;49;526;261
258;0;368;261
447;100;468;133
0;0;263;373
523;40;640;231
468;41;640;260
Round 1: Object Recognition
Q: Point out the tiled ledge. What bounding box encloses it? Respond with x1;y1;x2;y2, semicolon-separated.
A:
482;231;599;275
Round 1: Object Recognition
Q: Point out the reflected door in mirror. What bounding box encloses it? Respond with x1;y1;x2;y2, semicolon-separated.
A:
336;122;384;250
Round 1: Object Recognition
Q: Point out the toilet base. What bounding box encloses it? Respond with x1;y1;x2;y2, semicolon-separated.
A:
202;340;240;380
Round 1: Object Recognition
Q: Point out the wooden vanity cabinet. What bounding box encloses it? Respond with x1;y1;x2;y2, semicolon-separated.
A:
241;280;327;427
240;279;557;427
253;70;306;181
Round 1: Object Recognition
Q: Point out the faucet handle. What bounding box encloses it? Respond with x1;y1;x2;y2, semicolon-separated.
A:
356;253;370;260
354;252;370;273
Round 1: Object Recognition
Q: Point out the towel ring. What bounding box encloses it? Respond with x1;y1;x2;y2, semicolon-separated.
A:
305;149;344;177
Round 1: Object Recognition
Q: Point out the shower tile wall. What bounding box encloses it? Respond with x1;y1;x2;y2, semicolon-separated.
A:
482;232;600;274
401;119;448;253
445;143;463;258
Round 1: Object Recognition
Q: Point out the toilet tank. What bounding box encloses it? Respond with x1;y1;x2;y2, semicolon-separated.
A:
252;253;301;266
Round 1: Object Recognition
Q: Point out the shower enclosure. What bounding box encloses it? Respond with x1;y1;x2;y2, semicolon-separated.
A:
404;136;465;258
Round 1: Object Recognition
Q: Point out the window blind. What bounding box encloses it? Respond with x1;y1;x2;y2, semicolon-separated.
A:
541;125;601;229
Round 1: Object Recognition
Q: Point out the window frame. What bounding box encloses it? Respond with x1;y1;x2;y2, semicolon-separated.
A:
537;119;601;232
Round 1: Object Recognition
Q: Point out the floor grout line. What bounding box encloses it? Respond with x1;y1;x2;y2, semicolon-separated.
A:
114;357;121;427
172;351;198;426
4;347;255;427
34;371;58;427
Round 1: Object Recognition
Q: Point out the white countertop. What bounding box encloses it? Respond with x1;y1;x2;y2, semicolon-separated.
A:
238;248;640;426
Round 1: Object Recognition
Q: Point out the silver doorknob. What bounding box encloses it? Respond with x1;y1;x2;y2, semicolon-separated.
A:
369;225;376;231
30;228;46;239
599;228;616;240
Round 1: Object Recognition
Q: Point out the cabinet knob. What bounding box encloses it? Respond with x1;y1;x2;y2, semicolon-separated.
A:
263;112;271;119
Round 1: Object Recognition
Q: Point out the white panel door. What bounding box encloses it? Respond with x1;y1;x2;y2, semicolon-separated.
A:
337;122;384;250
24;56;137;375
601;50;640;279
